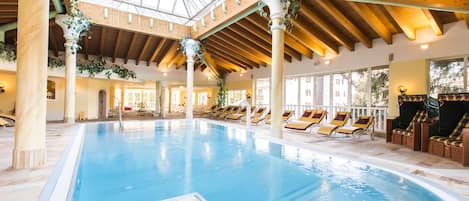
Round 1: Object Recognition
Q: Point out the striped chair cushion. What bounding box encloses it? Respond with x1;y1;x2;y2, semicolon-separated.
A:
393;128;412;136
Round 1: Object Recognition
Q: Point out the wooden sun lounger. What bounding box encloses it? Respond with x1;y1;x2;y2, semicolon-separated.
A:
336;116;375;140
317;112;350;135
284;110;326;131
265;110;293;124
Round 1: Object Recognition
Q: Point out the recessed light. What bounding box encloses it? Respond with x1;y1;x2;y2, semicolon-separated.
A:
240;73;244;77
324;60;331;65
163;73;167;76
420;44;430;50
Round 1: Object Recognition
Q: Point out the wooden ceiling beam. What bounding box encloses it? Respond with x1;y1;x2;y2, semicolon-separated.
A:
159;40;179;66
384;6;416;40
99;27;106;56
222;27;292;62
245;15;313;58
136;35;153;66
208;49;249;70
206;40;262;67
167;53;183;68
206;43;258;68
345;0;469;13
300;3;354;51
213;56;243;72
124;33;137;64
230;23;302;61
202;51;222;78
465;14;469;28
83;37;89;59
209;36;267;66
348;2;393;44
422;9;443;36
147;38;167;66
112;30;123;63
216;31;272;64
317;0;372;48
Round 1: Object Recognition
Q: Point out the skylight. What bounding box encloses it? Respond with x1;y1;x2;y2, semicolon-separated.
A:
83;0;220;26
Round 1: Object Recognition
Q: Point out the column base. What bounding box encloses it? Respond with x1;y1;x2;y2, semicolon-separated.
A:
64;117;75;124
12;148;46;169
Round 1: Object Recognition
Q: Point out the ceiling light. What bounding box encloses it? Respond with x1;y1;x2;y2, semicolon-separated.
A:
420;44;430;50
324;60;330;65
163;73;167;76
240;73;244;77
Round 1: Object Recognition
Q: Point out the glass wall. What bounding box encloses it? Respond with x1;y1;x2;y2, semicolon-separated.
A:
124;89;156;110
351;70;367;107
285;77;299;105
332;73;349;106
226;90;247;105
255;79;270;105
429;57;466;98
300;76;314;105
314;75;330;106
371;67;389;107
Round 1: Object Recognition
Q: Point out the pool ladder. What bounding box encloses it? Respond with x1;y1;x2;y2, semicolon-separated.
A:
115;97;123;130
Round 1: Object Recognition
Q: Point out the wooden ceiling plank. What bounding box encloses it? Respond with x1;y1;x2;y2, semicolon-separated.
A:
348;2;393;44
206;40;262;67
209;49;249;70
112;30;123;63
136;35;153;65
207;43;258;68
159;40;179;66
346;0;469;13
245;15;313;58
209;36;267;66
384;6;416;40
124;33;137;64
422;9;443;36
300;3;354;51
203;51;222;78
317;0;372;48
147;38;167;66
222;28;292;62
216;31;272;64
167;53;182;68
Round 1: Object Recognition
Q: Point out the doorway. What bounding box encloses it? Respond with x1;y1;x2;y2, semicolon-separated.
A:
98;90;106;119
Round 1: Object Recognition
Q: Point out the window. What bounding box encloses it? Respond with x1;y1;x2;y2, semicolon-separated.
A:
332;73;349;106
285;77;299;105
114;89;122;108
371;67;389;107
255;79;270;105
198;92;208;106
430;57;466;98
142;90;156;110
46;80;56;100
300;76;314;105
226;90;246;105
314;75;330;105
351;70;367;107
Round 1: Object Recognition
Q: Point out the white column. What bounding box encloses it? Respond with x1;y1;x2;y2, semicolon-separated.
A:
55;14;89;124
13;0;49;169
160;81;167;118
181;39;201;120
264;0;287;138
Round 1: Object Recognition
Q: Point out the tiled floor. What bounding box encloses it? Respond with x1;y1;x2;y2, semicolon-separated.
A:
1;119;468;201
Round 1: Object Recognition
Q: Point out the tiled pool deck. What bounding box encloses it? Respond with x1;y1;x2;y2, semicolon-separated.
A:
0;119;468;201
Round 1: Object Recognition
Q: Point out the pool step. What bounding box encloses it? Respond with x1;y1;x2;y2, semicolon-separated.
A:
161;193;207;201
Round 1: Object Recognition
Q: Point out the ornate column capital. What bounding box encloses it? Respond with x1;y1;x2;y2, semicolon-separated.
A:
261;0;288;20
55;14;91;53
180;38;201;63
259;0;300;32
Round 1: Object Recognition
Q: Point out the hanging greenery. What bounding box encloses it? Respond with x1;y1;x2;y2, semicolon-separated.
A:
0;42;16;62
217;78;227;107
48;57;65;69
258;0;301;33
47;56;137;80
61;0;92;54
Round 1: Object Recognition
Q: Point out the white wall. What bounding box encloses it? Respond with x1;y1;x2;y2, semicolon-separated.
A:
226;21;469;80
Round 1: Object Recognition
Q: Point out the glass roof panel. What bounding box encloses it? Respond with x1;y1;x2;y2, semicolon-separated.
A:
82;0;220;26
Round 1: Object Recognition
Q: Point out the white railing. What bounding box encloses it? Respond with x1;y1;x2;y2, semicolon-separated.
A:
256;104;387;132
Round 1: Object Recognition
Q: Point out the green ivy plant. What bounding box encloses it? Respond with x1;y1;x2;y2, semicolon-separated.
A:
62;0;92;54
48;57;65;69
217;78;227;107
0;42;16;62
258;0;300;33
48;56;137;80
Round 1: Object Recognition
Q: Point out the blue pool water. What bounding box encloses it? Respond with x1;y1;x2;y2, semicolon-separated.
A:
72;120;444;201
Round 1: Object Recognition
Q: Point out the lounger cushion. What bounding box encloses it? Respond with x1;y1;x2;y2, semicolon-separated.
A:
282;111;291;117
336;126;360;134
312;113;323;118
356;118;370;125
0;118;8;126
353;116;373;128
302;111;312;117
284;120;314;130
317;124;339;135
334;114;347;121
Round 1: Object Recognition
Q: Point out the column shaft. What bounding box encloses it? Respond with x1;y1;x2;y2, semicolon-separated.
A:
186;60;194;119
161;81;167;118
270;18;285;138
13;0;49;168
64;42;77;124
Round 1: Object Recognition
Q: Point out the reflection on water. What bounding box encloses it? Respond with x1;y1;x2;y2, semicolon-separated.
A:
73;120;444;201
